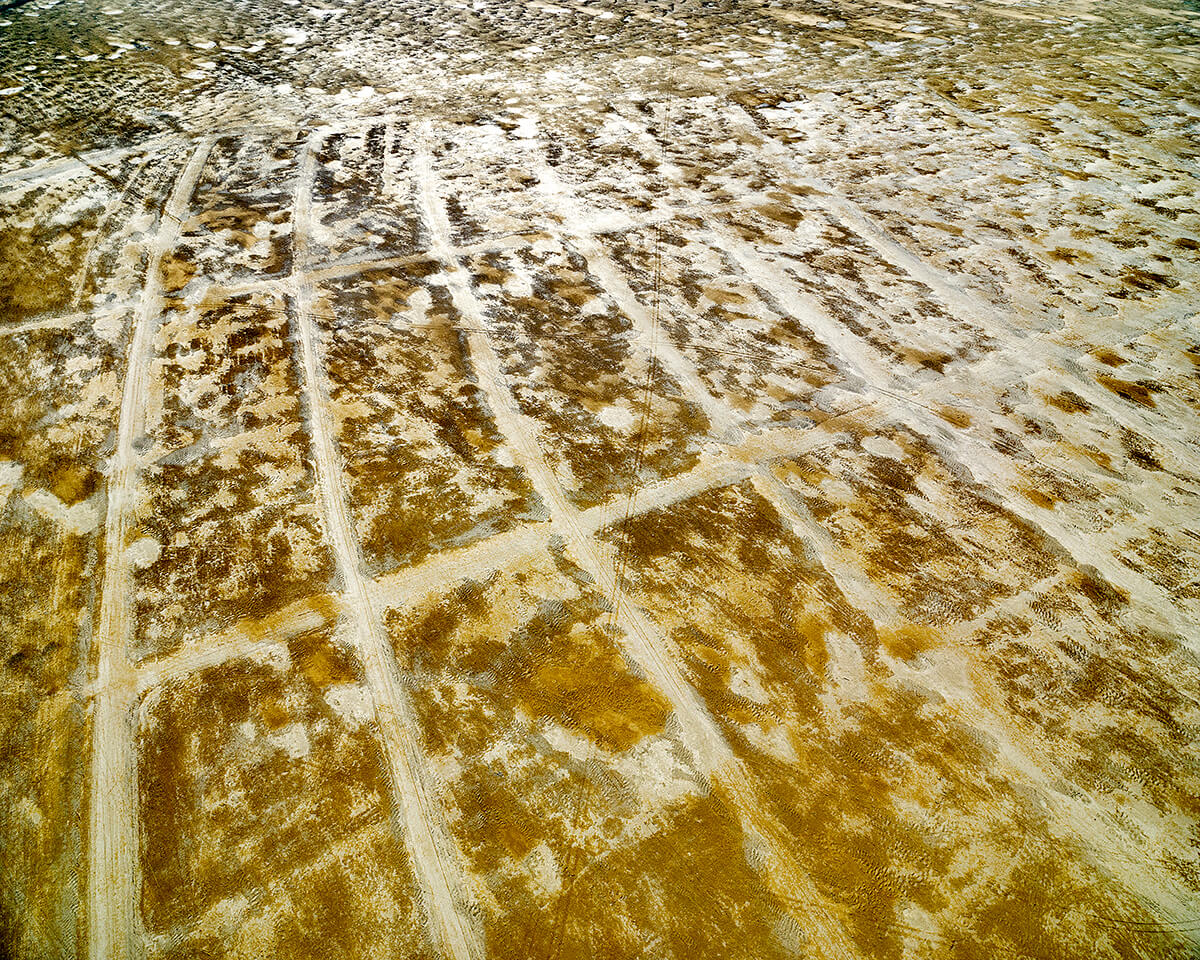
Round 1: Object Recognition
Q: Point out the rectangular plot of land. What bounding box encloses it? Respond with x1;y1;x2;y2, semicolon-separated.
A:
772;418;1064;626
0;171;113;322
599;223;860;428
532;110;680;221
308;124;421;263
167;133;304;293
0;317;125;493
465;241;712;507
0;315;129;954
972;362;1200;620
132;291;335;658
425;120;568;245
596;98;796;207
0;501;93;958
138;625;435;960
0;150;179;322
314;264;542;577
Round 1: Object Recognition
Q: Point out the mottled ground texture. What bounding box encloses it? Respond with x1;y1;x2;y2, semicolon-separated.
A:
1;0;1199;957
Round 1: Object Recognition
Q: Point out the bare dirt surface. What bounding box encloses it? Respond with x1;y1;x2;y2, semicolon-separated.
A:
1;0;1198;957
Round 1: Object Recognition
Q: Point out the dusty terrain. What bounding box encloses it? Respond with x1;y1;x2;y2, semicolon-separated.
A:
1;0;1199;956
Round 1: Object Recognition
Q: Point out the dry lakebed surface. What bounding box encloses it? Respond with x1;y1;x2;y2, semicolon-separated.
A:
1;0;1199;956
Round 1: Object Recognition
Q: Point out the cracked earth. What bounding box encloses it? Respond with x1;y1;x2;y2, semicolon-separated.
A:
1;0;1199;957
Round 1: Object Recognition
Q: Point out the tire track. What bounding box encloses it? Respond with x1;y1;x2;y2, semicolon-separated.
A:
88;136;215;960
290;129;486;960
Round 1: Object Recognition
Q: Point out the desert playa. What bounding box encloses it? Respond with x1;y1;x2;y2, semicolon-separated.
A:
0;0;1198;956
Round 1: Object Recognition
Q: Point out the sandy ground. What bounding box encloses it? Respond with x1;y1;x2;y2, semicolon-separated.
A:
1;0;1199;957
